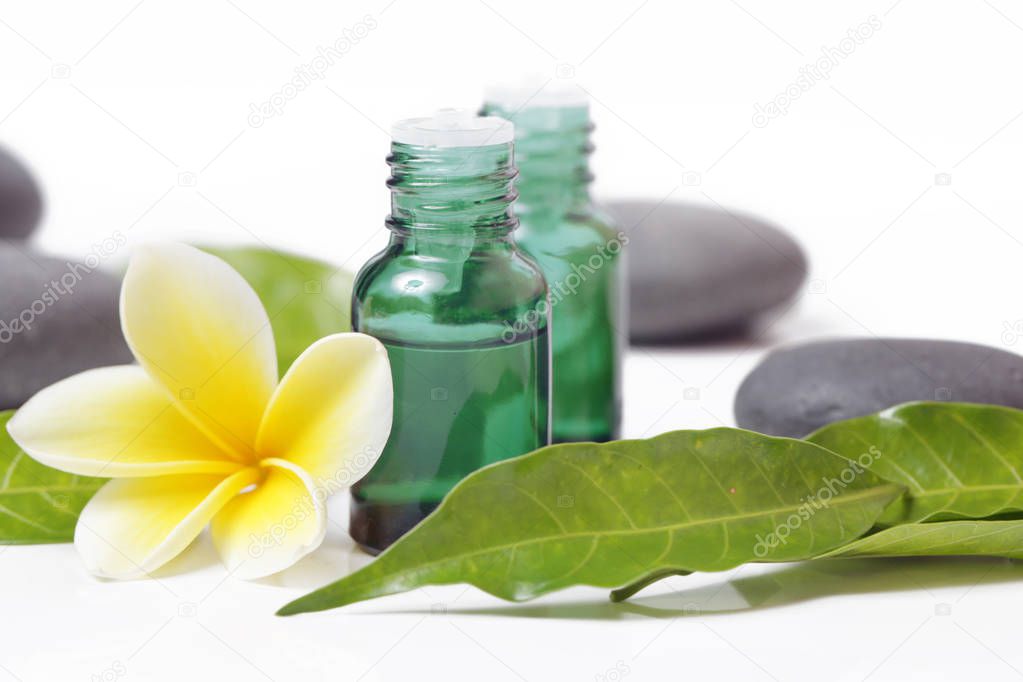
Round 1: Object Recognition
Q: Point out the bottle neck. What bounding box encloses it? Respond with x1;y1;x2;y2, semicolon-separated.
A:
479;104;593;215
387;141;518;242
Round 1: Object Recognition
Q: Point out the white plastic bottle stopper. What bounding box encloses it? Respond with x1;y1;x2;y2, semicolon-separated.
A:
391;108;514;147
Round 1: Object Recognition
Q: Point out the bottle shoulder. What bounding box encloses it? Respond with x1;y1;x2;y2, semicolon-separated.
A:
514;205;624;270
354;243;546;295
516;203;620;244
352;241;549;344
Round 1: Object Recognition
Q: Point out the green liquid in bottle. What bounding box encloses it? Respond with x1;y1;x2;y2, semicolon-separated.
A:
350;329;549;551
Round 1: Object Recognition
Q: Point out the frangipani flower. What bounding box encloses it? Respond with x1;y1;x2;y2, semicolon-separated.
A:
6;243;392;579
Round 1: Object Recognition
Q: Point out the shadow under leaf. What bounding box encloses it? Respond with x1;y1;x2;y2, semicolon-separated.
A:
372;556;1023;621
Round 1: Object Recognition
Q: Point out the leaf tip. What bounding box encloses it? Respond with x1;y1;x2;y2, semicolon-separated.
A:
276;593;321;617
275;581;362;616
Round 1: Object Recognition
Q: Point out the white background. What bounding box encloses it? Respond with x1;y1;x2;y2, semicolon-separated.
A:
3;0;1023;680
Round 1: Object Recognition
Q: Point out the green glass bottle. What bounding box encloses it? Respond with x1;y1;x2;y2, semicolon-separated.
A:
350;110;552;553
482;86;624;443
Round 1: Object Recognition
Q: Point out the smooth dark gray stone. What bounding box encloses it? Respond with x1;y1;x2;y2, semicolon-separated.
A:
0;246;133;409
0;148;43;240
734;338;1023;438
605;200;807;344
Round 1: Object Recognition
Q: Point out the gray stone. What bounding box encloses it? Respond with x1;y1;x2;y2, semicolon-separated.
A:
734;338;1023;438
0;147;43;240
0;245;133;409
605;201;807;343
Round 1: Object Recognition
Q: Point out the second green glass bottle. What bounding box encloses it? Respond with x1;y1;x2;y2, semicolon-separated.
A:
482;86;624;443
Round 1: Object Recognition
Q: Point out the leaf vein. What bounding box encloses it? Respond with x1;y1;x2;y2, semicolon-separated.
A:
949;412;1023;483
1;450;23;488
470;481;567;533
0;502;61;535
557;457;637;529
607;446;691;521
901;421;964;486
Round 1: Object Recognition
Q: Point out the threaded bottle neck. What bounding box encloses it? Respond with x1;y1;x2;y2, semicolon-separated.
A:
479;104;592;213
386;141;518;237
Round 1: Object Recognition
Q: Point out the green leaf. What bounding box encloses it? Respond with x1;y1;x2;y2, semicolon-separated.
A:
808;402;1023;525
200;246;353;375
0;411;104;544
278;429;902;614
819;520;1023;560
